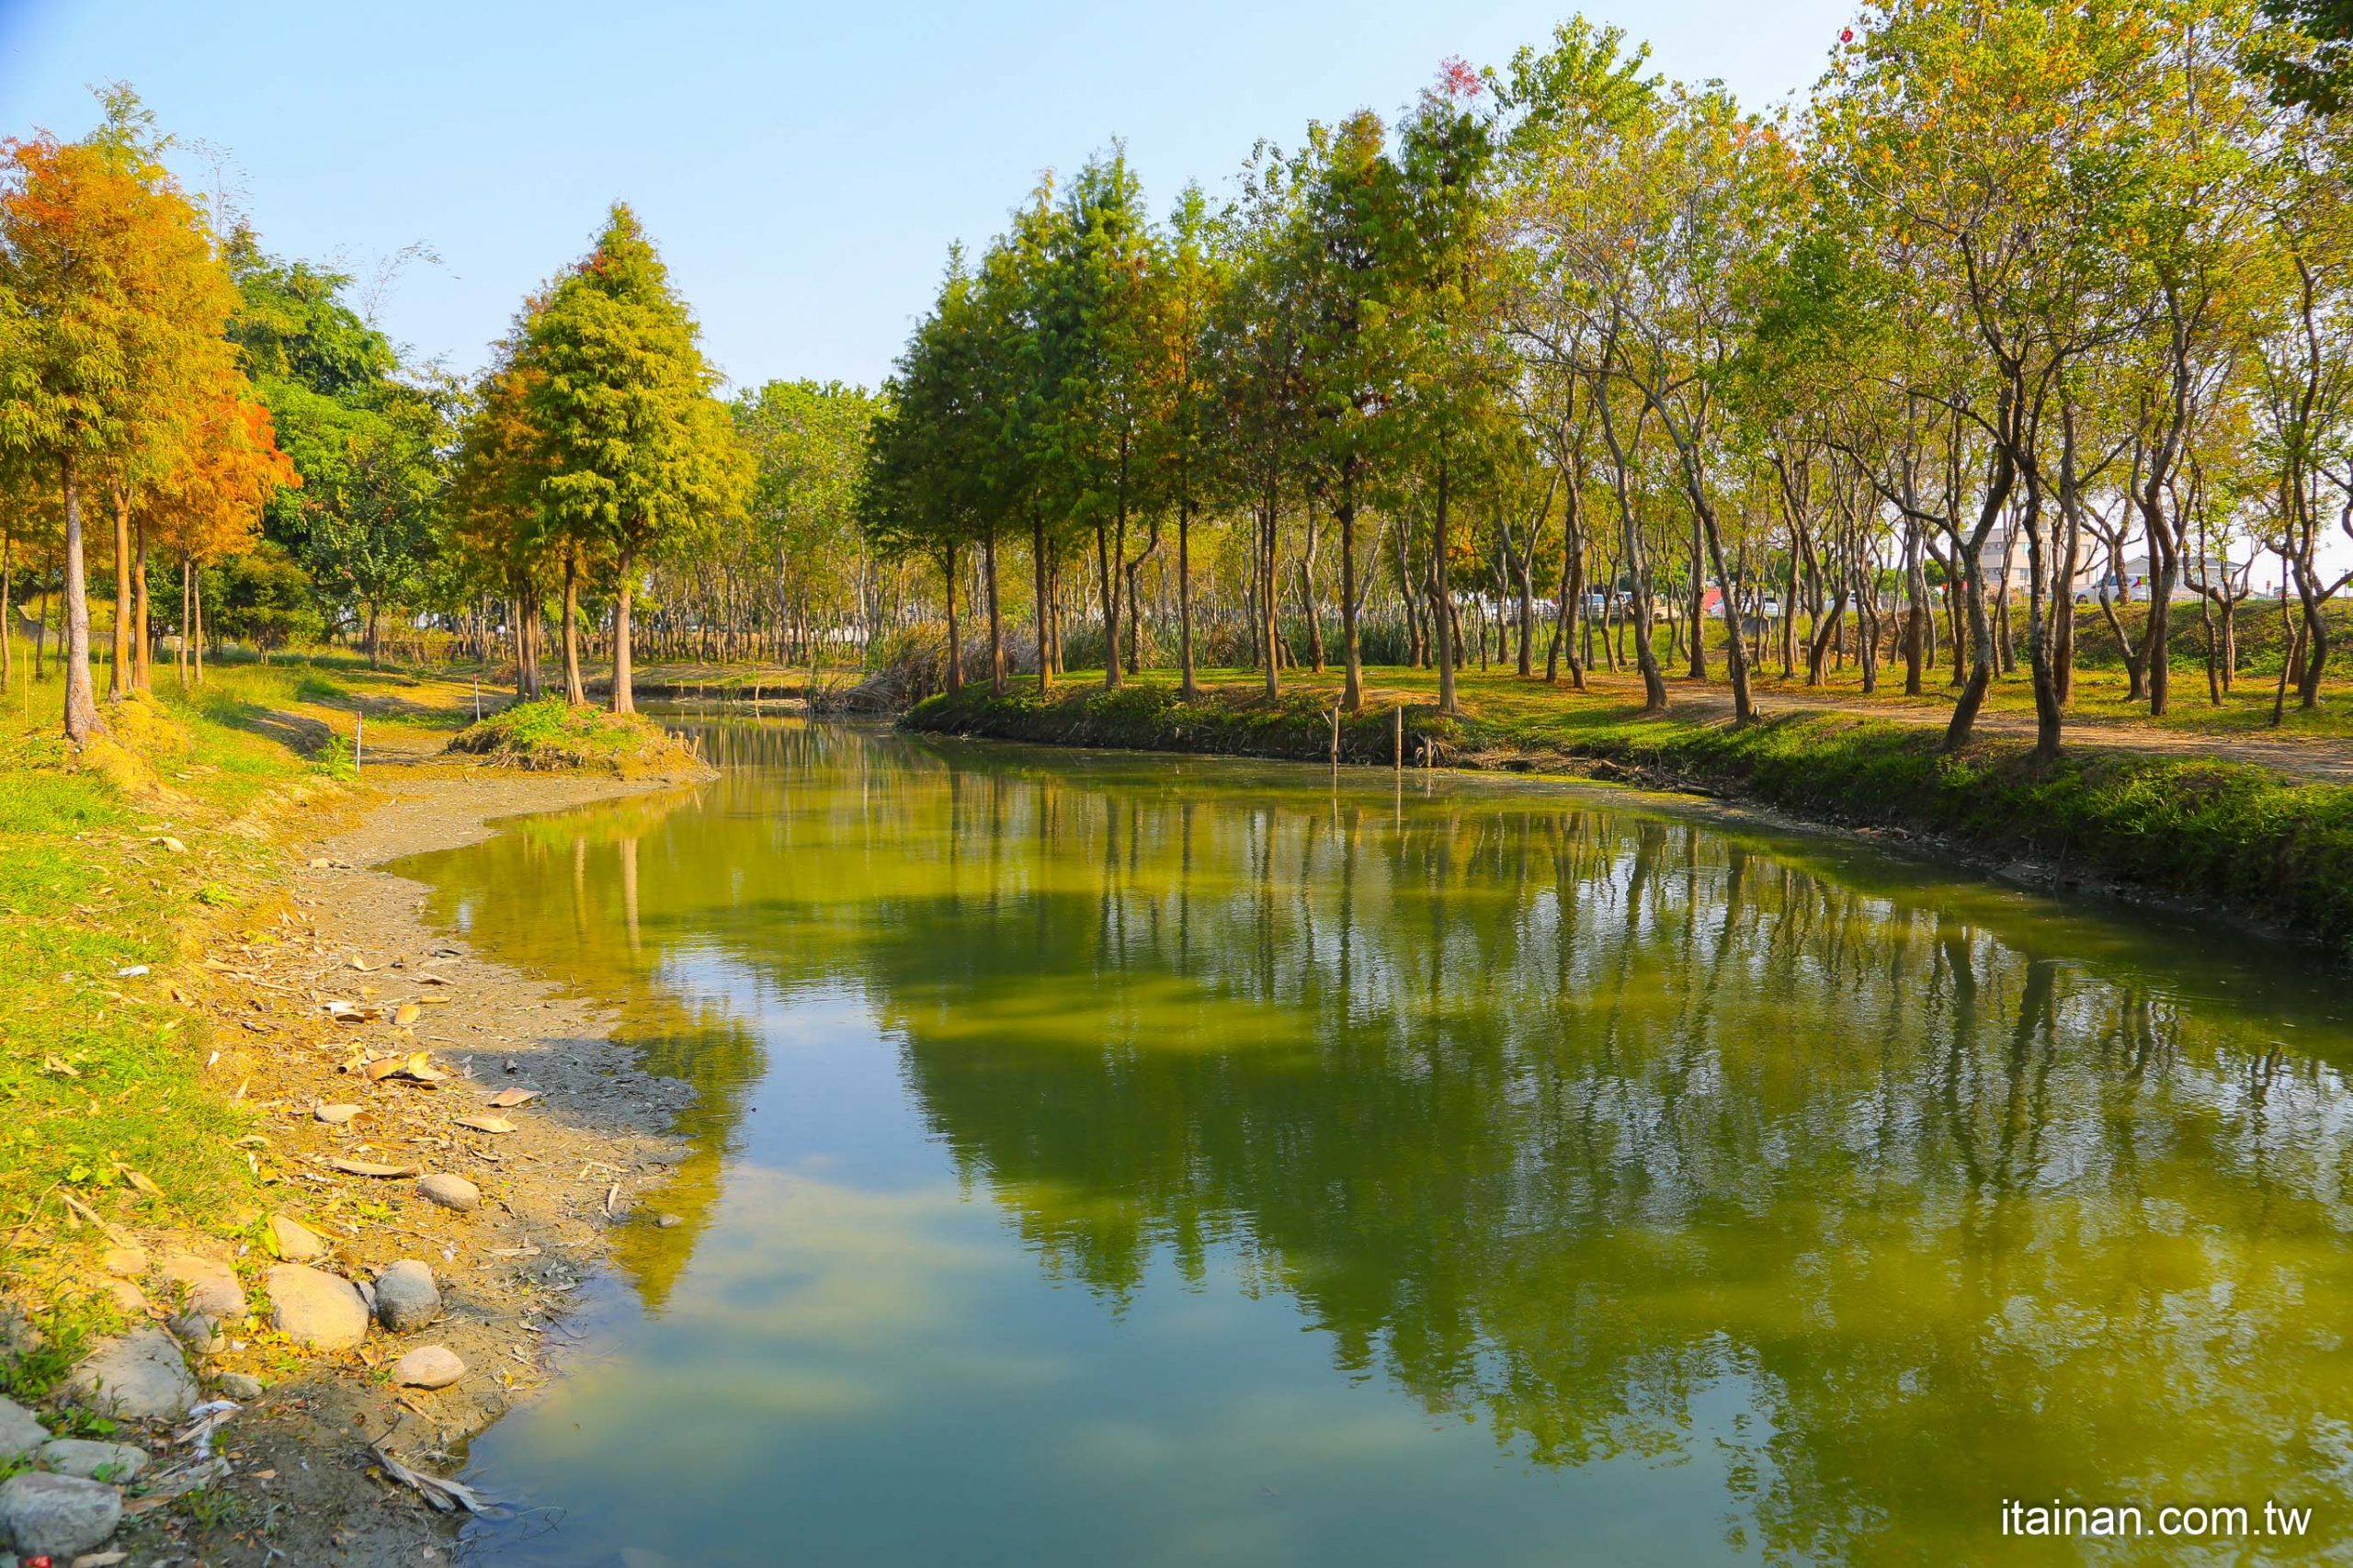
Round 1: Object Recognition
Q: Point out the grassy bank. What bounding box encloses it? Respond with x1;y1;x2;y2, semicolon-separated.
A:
0;676;333;1369
907;676;2353;955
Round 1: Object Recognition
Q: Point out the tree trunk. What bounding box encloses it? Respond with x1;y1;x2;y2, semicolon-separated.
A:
1943;438;2017;751
108;480;131;699
63;458;105;744
984;531;1005;694
610;552;638;715
1095;520;1120;689
1697;499;1755;723
1177;501;1198;701
132;516;151;690
1260;487;1279;700
1434;445;1459;717
1338;465;1362;712
2020;479;2063;758
943;540;962;694
1032;515;1053;694
562;547;585;704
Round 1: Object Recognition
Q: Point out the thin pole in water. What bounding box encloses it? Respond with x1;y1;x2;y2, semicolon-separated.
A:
1392;707;1402;771
1329;708;1339;767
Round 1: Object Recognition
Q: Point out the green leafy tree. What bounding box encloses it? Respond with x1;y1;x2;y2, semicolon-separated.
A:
527;203;750;714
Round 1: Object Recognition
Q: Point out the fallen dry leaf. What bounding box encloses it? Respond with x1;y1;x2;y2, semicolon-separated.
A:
452;1114;517;1134
485;1087;539;1108
392;1002;422;1028
315;1104;362;1125
322;1157;420;1178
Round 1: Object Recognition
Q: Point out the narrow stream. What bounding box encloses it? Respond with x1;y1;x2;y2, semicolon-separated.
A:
391;720;2353;1566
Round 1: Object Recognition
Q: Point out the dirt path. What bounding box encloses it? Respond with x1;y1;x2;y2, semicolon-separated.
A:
98;774;695;1567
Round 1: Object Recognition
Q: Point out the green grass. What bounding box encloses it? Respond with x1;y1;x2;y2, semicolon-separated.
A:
445;696;708;775
0;648;342;1362
910;672;2353;955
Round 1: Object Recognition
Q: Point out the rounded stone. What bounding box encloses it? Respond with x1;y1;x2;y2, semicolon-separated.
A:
268;1214;330;1262
389;1345;465;1389
0;1471;123;1560
214;1371;265;1401
38;1437;148;1483
372;1260;440;1333
63;1326;198;1420
166;1312;225;1357
415;1173;480;1212
265;1265;369;1351
99;1245;148;1278
159;1255;247;1322
0;1394;49;1460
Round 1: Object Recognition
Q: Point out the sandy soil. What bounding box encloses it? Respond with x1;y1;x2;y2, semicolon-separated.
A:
101;772;695;1567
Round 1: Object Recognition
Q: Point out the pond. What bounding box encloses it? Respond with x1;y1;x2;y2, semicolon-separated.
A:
395;721;2353;1567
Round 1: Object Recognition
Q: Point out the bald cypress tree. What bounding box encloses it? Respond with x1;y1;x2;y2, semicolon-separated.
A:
529;203;747;714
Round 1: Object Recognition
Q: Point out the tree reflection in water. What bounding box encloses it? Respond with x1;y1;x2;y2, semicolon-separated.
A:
404;721;2353;1563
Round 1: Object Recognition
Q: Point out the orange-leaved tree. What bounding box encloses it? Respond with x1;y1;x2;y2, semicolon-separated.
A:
0;94;239;742
138;387;297;683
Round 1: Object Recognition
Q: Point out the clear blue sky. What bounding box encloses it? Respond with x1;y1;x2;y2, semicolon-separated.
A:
0;0;1855;392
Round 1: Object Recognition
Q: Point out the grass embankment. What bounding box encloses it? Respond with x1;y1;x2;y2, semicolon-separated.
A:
908;673;2353;954
0;648;642;1392
0;665;347;1384
443;697;712;777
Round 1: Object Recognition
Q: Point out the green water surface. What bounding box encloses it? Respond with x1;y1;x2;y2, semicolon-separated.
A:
397;722;2353;1567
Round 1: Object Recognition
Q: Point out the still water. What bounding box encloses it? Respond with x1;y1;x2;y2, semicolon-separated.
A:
397;722;2353;1567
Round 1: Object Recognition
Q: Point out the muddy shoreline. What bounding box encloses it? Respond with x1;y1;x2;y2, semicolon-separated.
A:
109;772;699;1567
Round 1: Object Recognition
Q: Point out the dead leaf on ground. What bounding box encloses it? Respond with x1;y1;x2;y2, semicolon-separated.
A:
392;1002;422;1028
322;1157;420;1178
315;1104;362;1125
485;1087;539;1108
452;1115;516;1134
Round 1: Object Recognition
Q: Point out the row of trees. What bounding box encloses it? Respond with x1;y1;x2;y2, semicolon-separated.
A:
0;91;298;741
861;0;2353;753
2;90;897;733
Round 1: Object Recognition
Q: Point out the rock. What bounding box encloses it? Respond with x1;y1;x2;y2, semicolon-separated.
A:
93;1278;147;1315
415;1173;479;1213
0;1471;122;1560
159;1256;246;1322
214;1372;265;1401
63;1327;197;1420
313;1103;361;1125
372;1261;439;1332
265;1266;369;1351
656;1213;682;1229
268;1214;329;1262
0;1394;49;1460
165;1312;225;1357
38;1437;147;1483
390;1345;464;1389
98;1246;147;1278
